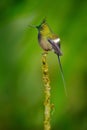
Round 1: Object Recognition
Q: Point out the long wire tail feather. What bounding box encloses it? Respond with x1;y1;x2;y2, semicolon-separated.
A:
57;55;67;96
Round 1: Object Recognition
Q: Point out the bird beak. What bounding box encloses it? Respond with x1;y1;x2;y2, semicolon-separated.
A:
28;25;40;30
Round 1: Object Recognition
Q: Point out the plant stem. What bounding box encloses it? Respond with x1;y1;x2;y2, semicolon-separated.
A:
42;52;51;130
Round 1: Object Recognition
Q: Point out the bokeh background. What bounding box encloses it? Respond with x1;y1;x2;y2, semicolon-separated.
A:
0;0;87;130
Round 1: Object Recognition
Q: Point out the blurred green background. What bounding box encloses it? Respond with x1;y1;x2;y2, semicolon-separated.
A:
0;0;87;130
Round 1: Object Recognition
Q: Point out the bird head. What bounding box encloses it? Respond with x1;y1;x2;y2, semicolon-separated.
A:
36;18;52;36
29;18;52;36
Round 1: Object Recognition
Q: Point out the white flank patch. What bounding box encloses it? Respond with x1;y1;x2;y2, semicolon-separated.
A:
53;38;60;43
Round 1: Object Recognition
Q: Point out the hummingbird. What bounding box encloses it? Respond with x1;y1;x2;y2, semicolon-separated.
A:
30;19;67;95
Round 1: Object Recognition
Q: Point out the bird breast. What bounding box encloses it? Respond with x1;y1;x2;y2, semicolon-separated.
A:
38;34;52;51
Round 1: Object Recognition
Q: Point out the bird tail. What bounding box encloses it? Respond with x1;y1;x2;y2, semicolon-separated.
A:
57;55;67;96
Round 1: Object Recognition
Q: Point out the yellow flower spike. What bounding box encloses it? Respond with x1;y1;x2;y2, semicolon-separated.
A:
42;52;51;130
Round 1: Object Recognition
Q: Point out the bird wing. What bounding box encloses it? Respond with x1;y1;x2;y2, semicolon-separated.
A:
48;38;67;96
48;38;62;56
